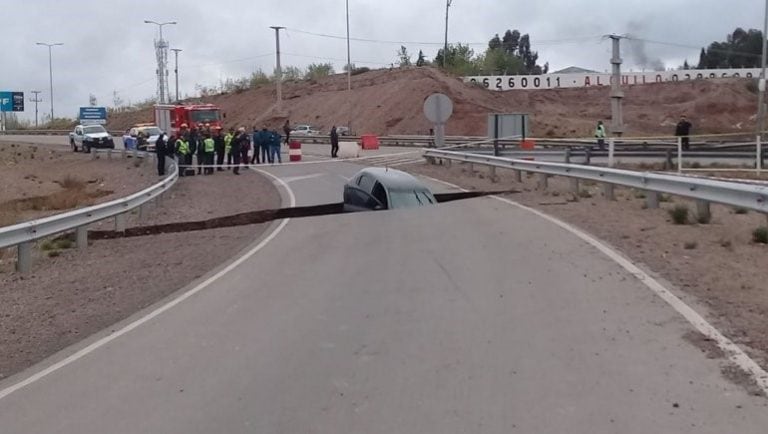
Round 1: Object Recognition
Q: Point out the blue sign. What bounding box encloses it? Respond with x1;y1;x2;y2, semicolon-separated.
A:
79;107;107;124
0;91;24;112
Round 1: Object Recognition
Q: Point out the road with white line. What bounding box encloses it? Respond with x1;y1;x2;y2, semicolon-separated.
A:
0;138;766;432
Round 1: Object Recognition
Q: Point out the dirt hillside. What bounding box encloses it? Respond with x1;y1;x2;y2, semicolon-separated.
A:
107;67;761;138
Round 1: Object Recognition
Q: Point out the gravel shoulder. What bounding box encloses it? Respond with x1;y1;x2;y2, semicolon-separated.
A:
0;168;281;380
406;162;768;371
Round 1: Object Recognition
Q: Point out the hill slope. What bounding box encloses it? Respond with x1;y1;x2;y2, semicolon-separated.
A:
107;67;760;138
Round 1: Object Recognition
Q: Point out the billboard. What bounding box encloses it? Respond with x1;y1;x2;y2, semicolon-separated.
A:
464;68;762;91
79;107;107;125
0;91;24;111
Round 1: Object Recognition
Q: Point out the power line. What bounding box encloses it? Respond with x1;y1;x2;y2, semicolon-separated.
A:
284;27;602;47
282;52;392;66
629;36;762;59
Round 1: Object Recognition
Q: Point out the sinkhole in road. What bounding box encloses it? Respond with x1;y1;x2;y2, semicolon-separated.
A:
86;189;519;240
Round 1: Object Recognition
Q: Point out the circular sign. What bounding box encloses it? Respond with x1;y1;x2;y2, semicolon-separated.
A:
423;93;453;124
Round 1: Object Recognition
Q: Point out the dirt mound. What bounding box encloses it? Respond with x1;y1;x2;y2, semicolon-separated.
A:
107;67;760;138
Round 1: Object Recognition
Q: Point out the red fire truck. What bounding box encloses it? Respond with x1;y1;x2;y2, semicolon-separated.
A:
154;104;223;135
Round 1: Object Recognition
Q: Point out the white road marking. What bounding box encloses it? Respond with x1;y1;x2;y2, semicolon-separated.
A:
281;173;326;183
0;169;296;401
418;174;768;395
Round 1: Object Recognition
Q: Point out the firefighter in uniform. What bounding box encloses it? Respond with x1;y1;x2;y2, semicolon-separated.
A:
225;128;235;170
176;136;191;177
214;127;226;171
202;133;215;175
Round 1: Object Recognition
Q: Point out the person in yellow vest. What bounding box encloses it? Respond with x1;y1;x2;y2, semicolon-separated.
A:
595;120;607;151
176;136;191;177
224;127;234;170
202;132;215;175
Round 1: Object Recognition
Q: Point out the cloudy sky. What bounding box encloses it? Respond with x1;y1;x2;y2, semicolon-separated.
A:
1;0;763;122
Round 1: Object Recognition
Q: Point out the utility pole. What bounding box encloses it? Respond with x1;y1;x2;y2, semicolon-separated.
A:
346;0;351;93
35;42;63;121
609;35;625;136
271;26;286;113
443;0;452;68
171;48;182;103
757;0;768;137
30;90;42;127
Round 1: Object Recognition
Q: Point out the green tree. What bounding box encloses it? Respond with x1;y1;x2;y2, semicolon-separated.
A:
305;63;334;80
435;43;481;75
502;30;521;55
250;69;272;87
280;66;304;81
698;28;763;68
397;46;412;67
488;34;502;50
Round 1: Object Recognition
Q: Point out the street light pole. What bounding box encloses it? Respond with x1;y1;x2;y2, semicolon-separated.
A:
758;0;768;137
271;26;286;113
443;0;452;68
171;48;182;103
144;20;177;104
30;90;42;127
36;42;63;121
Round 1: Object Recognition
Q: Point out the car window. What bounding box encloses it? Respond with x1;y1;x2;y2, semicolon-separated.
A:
357;174;375;192
346;187;381;210
388;190;435;208
371;182;389;209
84;125;106;134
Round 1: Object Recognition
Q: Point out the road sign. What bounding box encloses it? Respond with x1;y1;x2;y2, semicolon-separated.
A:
0;91;25;112
79;107;107;125
423;93;453;124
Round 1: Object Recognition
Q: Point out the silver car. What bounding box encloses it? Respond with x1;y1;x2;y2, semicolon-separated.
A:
343;168;437;212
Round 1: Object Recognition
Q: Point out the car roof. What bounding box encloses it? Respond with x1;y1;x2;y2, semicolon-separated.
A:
356;167;429;191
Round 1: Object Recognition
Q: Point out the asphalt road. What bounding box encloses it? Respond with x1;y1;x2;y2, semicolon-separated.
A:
0;143;766;432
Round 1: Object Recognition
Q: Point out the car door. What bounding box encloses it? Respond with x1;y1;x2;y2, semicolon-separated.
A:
75;127;83;145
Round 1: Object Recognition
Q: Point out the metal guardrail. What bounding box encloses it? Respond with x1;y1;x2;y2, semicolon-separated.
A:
0;151;178;273
423;149;768;214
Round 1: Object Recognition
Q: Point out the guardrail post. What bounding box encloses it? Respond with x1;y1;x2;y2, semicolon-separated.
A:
603;183;615;201
537;173;548;190
584;147;591;165
677;136;683;174
665;150;673;171
564;148;571;164
646;191;660;209
696;200;711;223
17;242;31;273
608;138;615;168
76;226;88;250
514;170;522;183
757;135;763;174
570;178;579;194
115;213;126;232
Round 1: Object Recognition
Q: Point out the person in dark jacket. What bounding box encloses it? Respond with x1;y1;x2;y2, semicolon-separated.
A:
283;119;291;145
190;126;205;174
213;127;226;171
155;132;168;176
675;115;693;151
270;129;283;164
259;127;270;163
330;125;339;158
231;127;247;175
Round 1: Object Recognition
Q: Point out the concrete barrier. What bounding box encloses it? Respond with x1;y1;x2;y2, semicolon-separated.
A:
338;141;360;158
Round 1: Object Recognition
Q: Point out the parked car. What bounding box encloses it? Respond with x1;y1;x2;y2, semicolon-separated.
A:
69;124;115;153
292;124;320;136
129;124;163;152
343;167;437;212
336;126;351;136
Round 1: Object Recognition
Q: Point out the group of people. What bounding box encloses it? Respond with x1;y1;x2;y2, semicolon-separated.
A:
593;115;693;150
155;123;285;177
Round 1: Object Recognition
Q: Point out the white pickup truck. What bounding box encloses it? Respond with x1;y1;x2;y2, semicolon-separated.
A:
69;124;115;153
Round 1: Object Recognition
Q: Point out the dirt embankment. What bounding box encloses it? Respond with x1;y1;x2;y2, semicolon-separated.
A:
107;67;760;138
0;143;158;227
405;161;768;376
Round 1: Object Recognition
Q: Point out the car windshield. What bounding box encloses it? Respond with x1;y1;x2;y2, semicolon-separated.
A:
388;190;436;209
189;110;220;122
83;125;106;134
141;127;161;136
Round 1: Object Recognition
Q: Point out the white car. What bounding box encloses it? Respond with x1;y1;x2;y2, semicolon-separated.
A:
292;124;320;136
